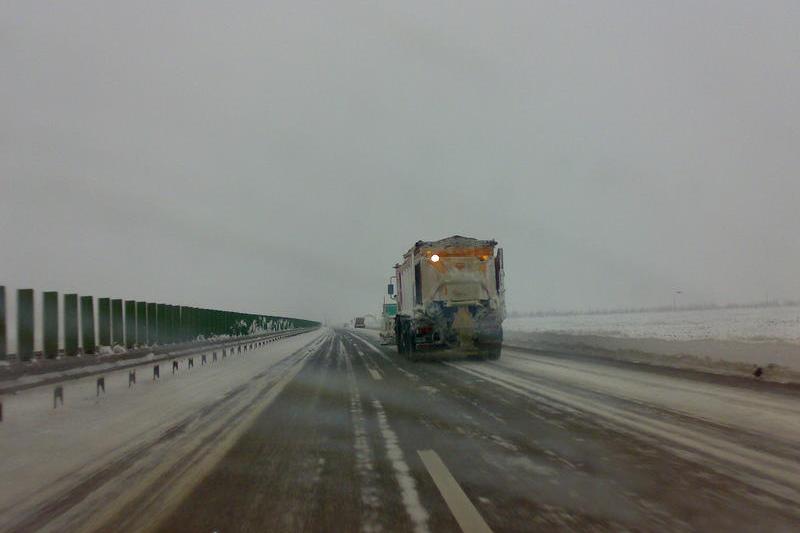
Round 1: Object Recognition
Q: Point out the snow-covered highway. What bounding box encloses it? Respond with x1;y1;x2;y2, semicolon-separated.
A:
0;329;328;532
2;327;799;532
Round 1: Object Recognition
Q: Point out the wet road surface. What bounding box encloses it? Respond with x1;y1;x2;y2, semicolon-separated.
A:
150;328;800;532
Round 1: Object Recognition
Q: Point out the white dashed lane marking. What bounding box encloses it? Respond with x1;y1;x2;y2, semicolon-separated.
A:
417;449;493;533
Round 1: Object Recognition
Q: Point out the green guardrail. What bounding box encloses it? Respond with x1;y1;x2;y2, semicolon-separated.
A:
0;285;320;361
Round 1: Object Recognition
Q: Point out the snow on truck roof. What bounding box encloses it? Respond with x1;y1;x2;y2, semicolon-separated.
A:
412;235;497;250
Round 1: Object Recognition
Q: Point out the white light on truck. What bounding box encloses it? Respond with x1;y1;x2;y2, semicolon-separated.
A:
430;254;440;262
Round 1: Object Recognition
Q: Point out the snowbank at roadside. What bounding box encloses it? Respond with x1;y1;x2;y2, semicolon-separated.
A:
505;306;800;344
503;306;800;382
503;329;800;384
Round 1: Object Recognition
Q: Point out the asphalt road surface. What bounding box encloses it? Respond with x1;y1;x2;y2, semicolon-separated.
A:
154;328;800;532
3;327;799;532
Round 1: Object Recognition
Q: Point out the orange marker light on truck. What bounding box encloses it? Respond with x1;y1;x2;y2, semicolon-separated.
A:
430;254;440;262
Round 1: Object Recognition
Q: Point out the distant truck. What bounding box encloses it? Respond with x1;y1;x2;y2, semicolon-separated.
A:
391;235;505;360
354;317;366;328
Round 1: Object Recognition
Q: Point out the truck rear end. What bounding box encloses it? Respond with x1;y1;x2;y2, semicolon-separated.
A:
392;235;505;360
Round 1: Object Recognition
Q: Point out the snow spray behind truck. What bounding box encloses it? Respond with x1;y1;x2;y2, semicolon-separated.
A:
390;236;505;360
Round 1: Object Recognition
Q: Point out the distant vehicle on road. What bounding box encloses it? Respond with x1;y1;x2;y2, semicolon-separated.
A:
354;317;366;328
391;235;505;360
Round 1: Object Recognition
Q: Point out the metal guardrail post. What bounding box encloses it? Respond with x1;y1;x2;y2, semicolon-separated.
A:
98;297;111;346
124;300;136;348
112;299;123;346
17;289;34;361
80;295;96;355
43;291;58;358
64;294;79;356
53;386;64;408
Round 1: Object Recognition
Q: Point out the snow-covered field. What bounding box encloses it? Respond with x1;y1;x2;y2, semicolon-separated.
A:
504;306;800;378
506;306;800;343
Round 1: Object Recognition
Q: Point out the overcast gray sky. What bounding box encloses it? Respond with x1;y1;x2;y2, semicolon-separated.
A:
2;1;799;322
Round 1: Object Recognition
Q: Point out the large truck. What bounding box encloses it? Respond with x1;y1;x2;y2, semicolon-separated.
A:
390;235;505;360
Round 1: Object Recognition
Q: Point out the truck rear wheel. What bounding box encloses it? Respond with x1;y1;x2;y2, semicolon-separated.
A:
478;329;502;360
485;346;501;360
396;319;410;356
400;321;420;361
406;326;420;361
396;322;405;354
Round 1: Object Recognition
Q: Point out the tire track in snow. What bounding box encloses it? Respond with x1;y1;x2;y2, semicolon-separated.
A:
342;332;431;532
372;399;430;533
345;332;420;383
5;330;328;533
446;361;800;509
343;340;382;532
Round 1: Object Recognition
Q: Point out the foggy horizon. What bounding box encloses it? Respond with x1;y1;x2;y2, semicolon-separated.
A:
3;1;800;323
